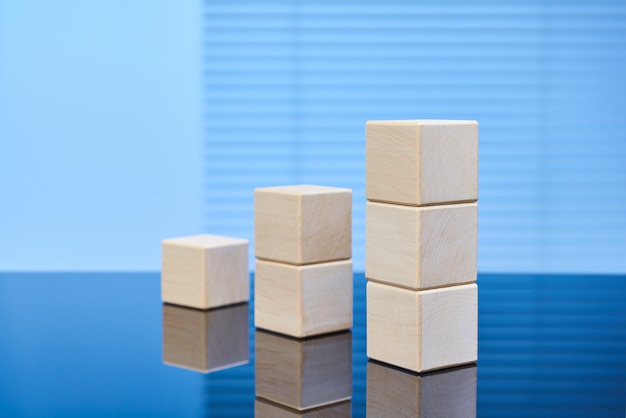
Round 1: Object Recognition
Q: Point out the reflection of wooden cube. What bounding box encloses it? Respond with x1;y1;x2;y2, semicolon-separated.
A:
367;362;476;418
366;202;477;290
255;398;352;417
162;303;249;373
255;259;352;337
255;330;352;411
366;120;478;206
161;234;248;309
254;185;352;265
367;281;477;372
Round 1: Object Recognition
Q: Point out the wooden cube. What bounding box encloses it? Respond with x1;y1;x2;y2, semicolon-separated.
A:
161;234;249;309
367;281;477;373
255;330;352;411
254;185;352;265
367;362;476;418
366;120;478;206
162;303;249;373
255;399;351;417
366;201;477;290
254;259;353;337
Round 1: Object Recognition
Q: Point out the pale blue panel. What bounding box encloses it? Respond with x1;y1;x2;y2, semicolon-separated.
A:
0;1;204;270
203;0;626;273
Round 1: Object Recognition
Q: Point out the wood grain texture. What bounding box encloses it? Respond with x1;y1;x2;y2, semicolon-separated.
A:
366;362;477;418
162;303;249;373
254;259;353;337
255;398;352;417
161;234;249;309
366;120;478;206
366;201;477;290
254;185;352;265
255;330;352;411
367;281;477;372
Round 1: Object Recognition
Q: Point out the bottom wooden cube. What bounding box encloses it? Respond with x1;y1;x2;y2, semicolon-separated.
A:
255;398;351;417
161;234;249;309
255;330;352;411
255;259;352;337
367;281;477;372
367;361;476;418
162;303;249;373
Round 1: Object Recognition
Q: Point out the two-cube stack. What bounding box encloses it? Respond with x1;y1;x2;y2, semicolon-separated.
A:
254;185;353;338
254;185;353;414
366;120;479;372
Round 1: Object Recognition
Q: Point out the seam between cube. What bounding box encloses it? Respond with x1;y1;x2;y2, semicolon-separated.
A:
255;256;351;267
366;198;478;207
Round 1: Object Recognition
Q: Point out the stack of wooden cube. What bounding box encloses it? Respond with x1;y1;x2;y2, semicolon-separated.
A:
365;120;479;372
254;185;353;338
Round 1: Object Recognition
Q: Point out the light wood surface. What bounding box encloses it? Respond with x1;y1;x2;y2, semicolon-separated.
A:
366;201;477;289
367;281;477;372
255;398;352;417
161;234;249;309
255;330;352;411
254;185;352;265
162;303;249;373
254;259;353;337
366;362;477;418
366;120;478;206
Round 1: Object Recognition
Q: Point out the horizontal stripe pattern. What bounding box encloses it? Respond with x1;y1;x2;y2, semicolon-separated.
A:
203;0;626;273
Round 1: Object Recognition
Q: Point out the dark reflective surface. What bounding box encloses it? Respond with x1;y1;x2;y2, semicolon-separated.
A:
367;362;477;418
163;303;249;373
0;273;625;417
255;330;352;412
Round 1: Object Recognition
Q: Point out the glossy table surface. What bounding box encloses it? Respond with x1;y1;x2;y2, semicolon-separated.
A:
0;273;625;417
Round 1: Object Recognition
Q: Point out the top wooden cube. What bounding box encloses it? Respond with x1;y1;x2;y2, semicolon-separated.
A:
162;234;249;309
366;120;478;206
255;185;352;265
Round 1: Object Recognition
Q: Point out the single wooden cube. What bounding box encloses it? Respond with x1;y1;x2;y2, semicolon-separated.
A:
366;201;477;290
367;281;477;373
366;120;478;206
254;185;352;265
254;259;353;337
161;234;249;309
162;303;249;373
255;399;352;417
255;330;352;411
367;362;477;418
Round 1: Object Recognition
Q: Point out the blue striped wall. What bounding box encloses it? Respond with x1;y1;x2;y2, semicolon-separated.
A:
203;0;626;273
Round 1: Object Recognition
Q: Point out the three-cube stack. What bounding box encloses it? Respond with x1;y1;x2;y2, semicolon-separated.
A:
254;185;353;338
365;120;479;372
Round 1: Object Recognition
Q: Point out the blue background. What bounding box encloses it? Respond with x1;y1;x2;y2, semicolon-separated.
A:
1;0;625;273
